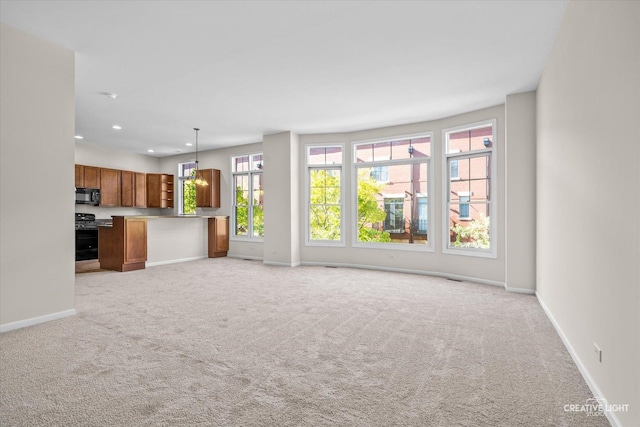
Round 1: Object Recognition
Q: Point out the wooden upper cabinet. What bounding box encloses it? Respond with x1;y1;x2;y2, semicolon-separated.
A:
121;171;135;207
75;165;83;187
75;165;101;188
134;172;146;208
146;173;173;208
196;168;221;208
100;168;120;207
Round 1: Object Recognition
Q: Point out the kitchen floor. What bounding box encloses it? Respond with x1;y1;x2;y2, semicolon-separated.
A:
75;260;102;274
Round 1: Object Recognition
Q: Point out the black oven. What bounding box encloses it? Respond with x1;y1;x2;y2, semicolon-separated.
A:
75;213;98;261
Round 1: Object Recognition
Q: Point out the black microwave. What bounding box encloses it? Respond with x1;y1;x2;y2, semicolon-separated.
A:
76;188;100;206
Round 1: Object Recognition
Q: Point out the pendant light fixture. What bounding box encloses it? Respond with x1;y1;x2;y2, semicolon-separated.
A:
193;127;209;186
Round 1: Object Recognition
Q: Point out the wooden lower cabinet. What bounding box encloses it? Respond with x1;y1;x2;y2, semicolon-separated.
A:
98;217;147;272
208;216;229;258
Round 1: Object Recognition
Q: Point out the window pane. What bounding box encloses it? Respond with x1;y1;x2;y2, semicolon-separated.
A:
182;180;196;215
309;167;341;241
447;125;493;154
373;142;391;161
252;205;264;237
449;208;490;249
310;205;341;241
235;207;248;236
356;136;430;163
234;175;249;204
233;155;250;172
308;146;342;165
252;174;263;205
180;162;196;178
355;143;374;163
407;136;430;158
356;162;428;244
251;154;263;171
449;155;490;203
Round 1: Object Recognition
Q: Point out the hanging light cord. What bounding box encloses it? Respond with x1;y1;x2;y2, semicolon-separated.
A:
193;127;208;186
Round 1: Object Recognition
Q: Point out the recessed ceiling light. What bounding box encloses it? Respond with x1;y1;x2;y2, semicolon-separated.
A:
107;93;118;99
185;143;193;146
112;125;122;130
147;149;154;153
74;135;84;139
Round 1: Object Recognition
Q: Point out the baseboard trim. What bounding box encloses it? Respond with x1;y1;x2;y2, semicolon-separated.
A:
300;261;505;288
0;309;77;333
505;285;536;294
536;293;621;427
228;254;264;262
146;256;207;267
262;260;302;267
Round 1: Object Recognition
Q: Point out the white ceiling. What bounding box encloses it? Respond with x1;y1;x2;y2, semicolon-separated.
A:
1;0;567;157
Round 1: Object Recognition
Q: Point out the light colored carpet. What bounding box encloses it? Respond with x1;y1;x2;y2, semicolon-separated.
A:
1;258;609;426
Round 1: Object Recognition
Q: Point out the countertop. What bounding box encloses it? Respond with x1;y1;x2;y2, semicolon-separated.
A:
97;215;228;227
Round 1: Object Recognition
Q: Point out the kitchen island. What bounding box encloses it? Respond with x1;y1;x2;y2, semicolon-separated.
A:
98;215;228;272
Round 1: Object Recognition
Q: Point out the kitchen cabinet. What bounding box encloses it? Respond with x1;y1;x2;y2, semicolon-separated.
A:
120;171;135;207
134;172;146;208
75;165;101;188
100;168;120;207
146;173;174;208
120;171;146;208
98;217;147;272
196;168;221;208
208;216;229;258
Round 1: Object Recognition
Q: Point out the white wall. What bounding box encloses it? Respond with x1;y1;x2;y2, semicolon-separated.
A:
263;131;301;266
536;2;639;426
505;92;536;292
0;23;76;330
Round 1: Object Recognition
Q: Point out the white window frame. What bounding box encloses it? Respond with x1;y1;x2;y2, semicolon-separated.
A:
442;119;497;258
178;161;196;215
230;153;264;241
351;132;434;252
305;143;345;247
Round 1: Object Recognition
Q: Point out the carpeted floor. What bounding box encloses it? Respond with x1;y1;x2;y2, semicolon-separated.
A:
0;258;609;426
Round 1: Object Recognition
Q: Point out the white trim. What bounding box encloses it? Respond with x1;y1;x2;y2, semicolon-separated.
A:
351;131;436;148
300;261;504;288
505;286;535;294
0;309;76;333
352;241;435;252
146;256;207;267
228;254;264;261
230;235;264;243
536;294;622;427
263;260;301;267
